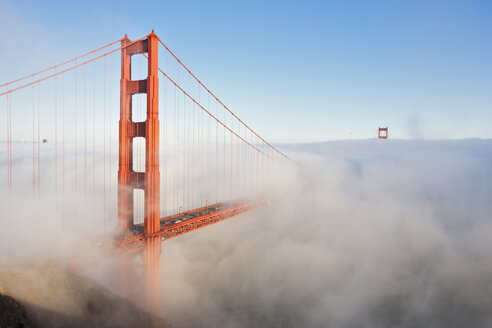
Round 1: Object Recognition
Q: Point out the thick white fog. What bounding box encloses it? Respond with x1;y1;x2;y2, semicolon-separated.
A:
160;139;492;328
0;139;492;327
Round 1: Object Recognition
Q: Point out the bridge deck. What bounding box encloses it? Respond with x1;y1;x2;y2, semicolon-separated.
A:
113;200;264;253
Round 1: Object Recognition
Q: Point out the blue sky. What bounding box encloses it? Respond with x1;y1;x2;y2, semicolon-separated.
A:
1;0;491;142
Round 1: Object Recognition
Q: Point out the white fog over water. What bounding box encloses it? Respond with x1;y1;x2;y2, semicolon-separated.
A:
0;139;491;328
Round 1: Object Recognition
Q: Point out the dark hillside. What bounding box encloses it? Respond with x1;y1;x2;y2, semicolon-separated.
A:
0;267;171;328
0;293;38;328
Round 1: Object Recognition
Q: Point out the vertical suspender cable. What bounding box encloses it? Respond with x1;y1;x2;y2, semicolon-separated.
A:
197;86;201;208
6;94;12;194
165;53;169;215
188;75;191;211
37;84;40;196
75;62;78;193
222;104;225;200
162;71;167;216
83;64;87;228
235;124;239;197
62;73;65;227
208;94;211;207
188;82;192;211
258;138;261;193
198;93;201;209
84;62;87;194
164;70;168;216
173;86;178;213
179;72;183;210
183;76;187;211
178;75;182;211
215;102;218;204
9;94;11;193
9;94;12;193
103;56;107;225
55;76;58;194
109;53;112;223
192;94;195;209
246;129;248;196
250;134;253;194
4;96;6;191
230;118;232;197
32;86;35;193
262;149;264;191
93;62;96;195
237;125;240;197
182;85;185;210
62;74;65;194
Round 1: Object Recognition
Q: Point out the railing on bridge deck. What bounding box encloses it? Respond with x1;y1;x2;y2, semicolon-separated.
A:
113;199;267;253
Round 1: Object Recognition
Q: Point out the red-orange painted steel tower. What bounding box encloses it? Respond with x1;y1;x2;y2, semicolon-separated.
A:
378;127;388;139
118;31;160;313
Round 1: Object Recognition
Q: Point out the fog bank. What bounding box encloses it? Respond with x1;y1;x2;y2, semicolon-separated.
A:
160;139;492;328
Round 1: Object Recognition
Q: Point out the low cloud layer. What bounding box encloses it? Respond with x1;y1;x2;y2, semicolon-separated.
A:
1;139;492;327
160;139;492;328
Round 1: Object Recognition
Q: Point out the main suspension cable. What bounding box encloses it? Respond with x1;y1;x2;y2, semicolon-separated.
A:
157;37;290;161
0;38;124;89
0;35;150;97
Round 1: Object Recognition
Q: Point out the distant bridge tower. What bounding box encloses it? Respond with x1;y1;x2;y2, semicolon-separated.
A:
378;127;388;139
118;31;160;313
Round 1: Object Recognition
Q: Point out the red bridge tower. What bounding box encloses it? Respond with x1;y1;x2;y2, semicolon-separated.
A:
378;127;388;139
118;31;160;313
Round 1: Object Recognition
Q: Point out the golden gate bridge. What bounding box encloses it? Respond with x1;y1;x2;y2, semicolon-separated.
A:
0;31;290;313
